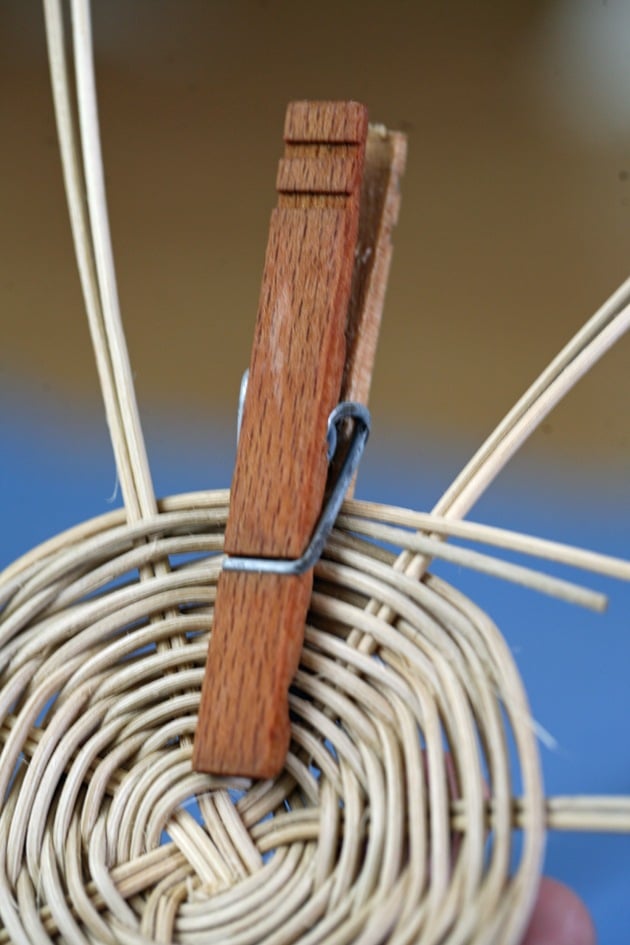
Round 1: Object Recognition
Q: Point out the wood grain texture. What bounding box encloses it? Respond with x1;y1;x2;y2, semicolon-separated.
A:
342;127;407;409
331;126;407;497
194;569;312;778
284;101;367;143
193;102;368;777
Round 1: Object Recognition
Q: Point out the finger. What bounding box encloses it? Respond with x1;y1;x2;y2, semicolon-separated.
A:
521;876;596;945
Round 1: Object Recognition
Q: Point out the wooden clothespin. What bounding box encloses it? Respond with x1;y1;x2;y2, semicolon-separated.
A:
193;102;406;778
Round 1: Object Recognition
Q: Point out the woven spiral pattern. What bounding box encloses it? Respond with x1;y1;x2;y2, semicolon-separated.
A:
0;491;544;945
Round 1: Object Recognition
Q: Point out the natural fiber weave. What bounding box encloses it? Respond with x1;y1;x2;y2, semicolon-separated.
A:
2;493;630;944
0;492;549;945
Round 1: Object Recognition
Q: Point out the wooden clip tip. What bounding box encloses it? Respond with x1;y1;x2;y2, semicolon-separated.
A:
284;100;369;144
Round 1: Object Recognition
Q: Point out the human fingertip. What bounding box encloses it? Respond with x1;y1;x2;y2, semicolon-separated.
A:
522;876;596;945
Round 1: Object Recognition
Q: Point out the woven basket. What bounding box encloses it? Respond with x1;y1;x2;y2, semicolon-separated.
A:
1;490;549;945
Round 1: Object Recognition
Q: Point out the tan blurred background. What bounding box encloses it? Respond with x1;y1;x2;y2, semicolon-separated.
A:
1;0;630;469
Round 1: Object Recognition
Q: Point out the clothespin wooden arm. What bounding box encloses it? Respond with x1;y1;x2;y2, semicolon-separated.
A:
193;102;406;779
338;124;407;495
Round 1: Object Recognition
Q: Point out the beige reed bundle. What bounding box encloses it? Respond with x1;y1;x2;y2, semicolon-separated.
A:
1;2;629;943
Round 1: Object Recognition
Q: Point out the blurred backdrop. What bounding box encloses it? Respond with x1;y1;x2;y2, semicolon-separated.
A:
1;1;629;939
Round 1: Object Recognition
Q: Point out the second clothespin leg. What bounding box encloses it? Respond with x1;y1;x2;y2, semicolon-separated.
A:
337;123;407;494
